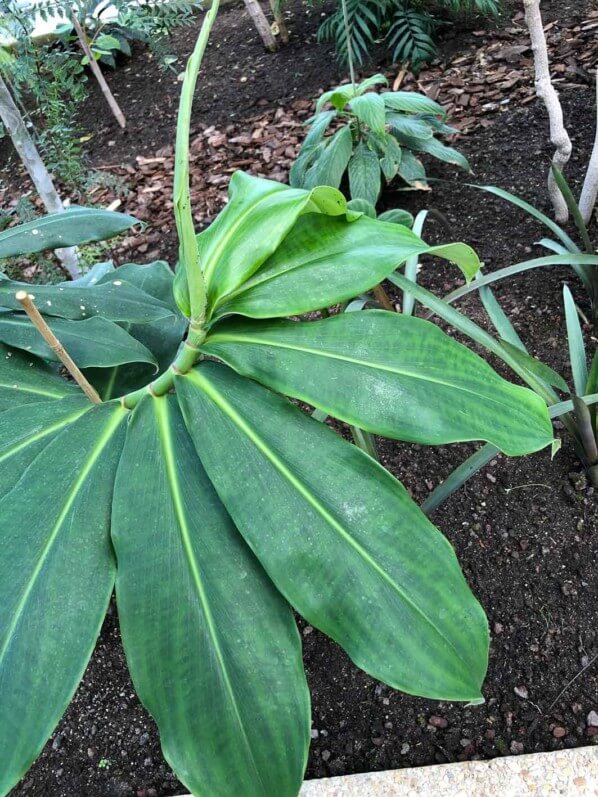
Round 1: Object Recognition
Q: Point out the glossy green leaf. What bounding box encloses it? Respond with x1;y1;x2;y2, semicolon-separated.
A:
0;344;80;411
200;172;350;310
302;126;353;191
0;314;158;369
112;395;309;796
86;262;187;400
211;214;480;320
348;143;381;205
0;276;173;323
0;207;137;259
176;362;489;702
356;74;388;93
0;395;90;497
382;91;446;116
202;312;553;455
0;403;126;797
349;93;386;133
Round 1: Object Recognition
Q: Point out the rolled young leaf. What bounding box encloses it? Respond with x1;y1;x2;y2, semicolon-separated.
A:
0;207;138;259
112;395;309;796
210;214;480;321
0;314;158;369
0;276;174;323
176;362;489;702
200;312;554;456
0;343;80;411
0;403;127;797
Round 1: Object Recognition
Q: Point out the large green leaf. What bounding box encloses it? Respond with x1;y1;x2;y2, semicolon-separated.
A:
0;395;90;497
382;91;446;116
0;207;137;259
349;93;386;133
0;402;126;797
112;396;309;796
176;362;489;702
386;114;433;140
289;111;337;188
200;172;350;311
85;262;187;400
0;344;80;411
0;276;173;323
210;214;480;321
201;312;553;456
302;126;353;191
348;143;381;205
0;313;158;369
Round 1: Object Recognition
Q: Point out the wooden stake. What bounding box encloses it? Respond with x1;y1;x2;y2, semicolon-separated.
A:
71;14;127;129
16;291;101;404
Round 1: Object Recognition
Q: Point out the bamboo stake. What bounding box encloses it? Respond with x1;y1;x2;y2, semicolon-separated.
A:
71;14;126;129
16;291;101;404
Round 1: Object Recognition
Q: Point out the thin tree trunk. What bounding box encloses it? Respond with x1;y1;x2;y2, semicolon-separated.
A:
71;14;126;129
243;0;277;52
523;0;572;222
579;69;598;224
269;0;289;43
0;73;80;278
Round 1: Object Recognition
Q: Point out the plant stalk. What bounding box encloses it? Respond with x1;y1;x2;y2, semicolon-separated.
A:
340;0;356;90
16;291;101;404
122;326;206;409
173;0;221;325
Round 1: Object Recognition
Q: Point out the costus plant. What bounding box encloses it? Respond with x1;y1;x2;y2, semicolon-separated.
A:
290;74;469;206
0;6;555;796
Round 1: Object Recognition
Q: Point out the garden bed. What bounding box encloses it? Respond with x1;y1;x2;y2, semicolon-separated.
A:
6;1;598;795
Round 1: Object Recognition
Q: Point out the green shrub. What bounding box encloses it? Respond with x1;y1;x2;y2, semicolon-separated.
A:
318;0;501;69
290;73;469;205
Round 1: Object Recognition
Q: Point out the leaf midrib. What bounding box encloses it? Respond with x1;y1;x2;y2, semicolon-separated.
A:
205;332;531;416
154;398;266;790
0;405;89;466
0;406;125;669
188;369;467;670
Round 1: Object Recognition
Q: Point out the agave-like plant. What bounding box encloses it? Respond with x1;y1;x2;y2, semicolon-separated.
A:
0;5;555;796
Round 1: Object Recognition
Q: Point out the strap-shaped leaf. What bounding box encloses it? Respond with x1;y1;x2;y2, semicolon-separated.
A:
201;312;553;456
0;207;137;259
0;395;90;497
211;214;479;320
112;396;309;796
201;171;350;310
176;362;489;702
0;344;80;411
0;403;126;797
86;262;187;400
0;276;173;323
0;313;158;369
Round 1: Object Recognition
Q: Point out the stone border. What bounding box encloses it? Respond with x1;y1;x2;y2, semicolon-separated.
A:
176;747;597;796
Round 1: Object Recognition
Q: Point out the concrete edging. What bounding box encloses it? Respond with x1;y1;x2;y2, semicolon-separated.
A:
176;746;598;796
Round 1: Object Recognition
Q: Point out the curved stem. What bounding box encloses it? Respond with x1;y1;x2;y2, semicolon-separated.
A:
173;0;221;325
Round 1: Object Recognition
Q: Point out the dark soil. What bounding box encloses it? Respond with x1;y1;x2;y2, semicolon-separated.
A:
8;3;598;797
80;0;339;167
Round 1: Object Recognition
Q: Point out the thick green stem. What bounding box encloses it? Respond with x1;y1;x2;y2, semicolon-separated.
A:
173;0;220;325
122;326;206;409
